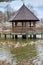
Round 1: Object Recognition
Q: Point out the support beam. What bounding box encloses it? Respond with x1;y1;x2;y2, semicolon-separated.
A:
22;35;26;39
30;35;32;39
15;22;17;27
15;35;18;39
22;22;23;27
33;34;36;39
12;22;14;32
12;34;14;39
22;22;26;27
4;34;7;39
33;22;36;27
0;33;1;38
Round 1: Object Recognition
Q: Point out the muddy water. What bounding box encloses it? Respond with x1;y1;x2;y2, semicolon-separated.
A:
0;42;43;65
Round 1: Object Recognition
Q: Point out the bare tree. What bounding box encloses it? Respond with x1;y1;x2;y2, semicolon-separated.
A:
5;4;14;21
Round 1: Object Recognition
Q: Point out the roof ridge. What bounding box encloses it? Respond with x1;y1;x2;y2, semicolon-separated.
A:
24;5;39;20
15;4;39;20
9;4;39;21
14;4;24;20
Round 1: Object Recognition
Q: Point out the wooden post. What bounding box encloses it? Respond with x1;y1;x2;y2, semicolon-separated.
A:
12;22;14;32
5;34;7;39
25;22;26;27
0;33;1;38
22;21;26;27
15;22;17;27
22;22;23;32
22;22;23;27
33;22;36;39
12;34;14;39
33;34;36;39
12;22;14;39
22;35;26;39
30;22;31;27
15;35;18;39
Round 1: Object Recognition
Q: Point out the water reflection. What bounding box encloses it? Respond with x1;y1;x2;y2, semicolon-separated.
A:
10;45;37;65
33;43;43;65
0;46;16;65
0;42;43;65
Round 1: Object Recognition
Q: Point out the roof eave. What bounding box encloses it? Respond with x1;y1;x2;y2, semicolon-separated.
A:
9;19;39;22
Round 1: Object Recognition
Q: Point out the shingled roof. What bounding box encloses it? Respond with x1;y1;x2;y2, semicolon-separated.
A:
9;4;39;22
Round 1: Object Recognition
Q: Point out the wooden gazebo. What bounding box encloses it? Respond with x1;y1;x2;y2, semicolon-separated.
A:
9;4;39;39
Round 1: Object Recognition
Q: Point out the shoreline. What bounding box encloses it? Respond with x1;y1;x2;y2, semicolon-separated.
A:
0;40;43;48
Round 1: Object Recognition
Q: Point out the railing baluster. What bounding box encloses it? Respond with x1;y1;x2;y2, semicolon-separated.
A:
12;26;36;33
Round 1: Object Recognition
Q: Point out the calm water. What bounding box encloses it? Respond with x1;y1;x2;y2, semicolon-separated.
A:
0;42;43;65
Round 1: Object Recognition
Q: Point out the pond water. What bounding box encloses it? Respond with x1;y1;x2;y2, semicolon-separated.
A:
33;43;43;65
0;42;43;65
0;46;16;65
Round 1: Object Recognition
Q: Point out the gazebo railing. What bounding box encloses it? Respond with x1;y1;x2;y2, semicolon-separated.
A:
12;26;35;33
